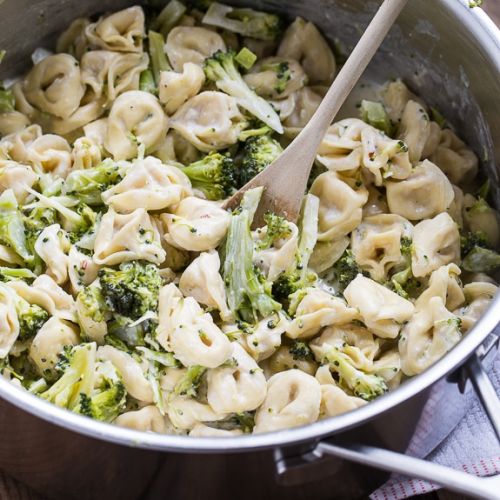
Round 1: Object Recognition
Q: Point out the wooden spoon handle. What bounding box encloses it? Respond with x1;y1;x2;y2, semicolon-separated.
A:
290;0;409;160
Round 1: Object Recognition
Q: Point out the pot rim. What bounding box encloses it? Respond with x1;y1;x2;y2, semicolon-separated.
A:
0;0;499;454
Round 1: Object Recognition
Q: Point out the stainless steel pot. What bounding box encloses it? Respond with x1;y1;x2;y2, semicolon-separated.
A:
0;1;499;499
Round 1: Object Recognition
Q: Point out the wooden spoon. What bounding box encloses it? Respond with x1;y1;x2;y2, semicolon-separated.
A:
223;0;409;224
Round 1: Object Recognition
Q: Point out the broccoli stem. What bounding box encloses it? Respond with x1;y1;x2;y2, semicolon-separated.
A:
148;30;171;85
151;0;187;36
223;187;282;323
139;69;157;95
360;100;393;136
235;47;257;70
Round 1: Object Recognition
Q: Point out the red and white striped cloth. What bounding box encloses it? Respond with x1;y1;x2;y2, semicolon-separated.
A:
371;350;500;499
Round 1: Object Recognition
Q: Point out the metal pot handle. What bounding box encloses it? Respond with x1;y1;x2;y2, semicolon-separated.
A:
274;346;500;498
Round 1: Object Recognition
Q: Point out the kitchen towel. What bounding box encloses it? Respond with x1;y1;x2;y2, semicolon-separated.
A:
371;346;500;499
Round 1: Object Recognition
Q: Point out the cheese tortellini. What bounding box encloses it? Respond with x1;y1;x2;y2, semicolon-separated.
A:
0;1;497;439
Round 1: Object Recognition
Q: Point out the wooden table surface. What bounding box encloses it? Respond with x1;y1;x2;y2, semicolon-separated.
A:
1;2;499;500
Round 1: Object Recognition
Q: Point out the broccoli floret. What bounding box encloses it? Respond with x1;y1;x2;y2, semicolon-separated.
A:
390;266;422;299
0;190;32;263
462;246;500;273
64;160;127;205
359;100;393;136
99;261;162;320
223;187;282;323
181;152;237;200
255;212;292;250
203;2;283;40
323;347;388;401
331;249;362;292
41;343;97;409
74;360;126;422
237;134;283;187
174;365;207;398
460;230;489;258
15;298;49;340
272;194;319;301
77;284;107;325
204;50;283;133
289;340;313;361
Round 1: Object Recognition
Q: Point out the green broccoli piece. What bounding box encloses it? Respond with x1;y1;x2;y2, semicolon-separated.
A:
77;284;108;327
390;266;422;299
234;47;257;70
151;0;187;36
223;187;282;324
136;346;180;368
359;100;393;136
64;160;127;205
323;347;388;401
462;246;500;273
0;267;36;282
41;343;96;409
272;194;319;300
204;411;255;433
139;69;157;95
8;352;40;389
237;134;283;187
148;30;171;86
0;82;15;114
181;152;237;200
255;212;292;250
460;230;490;258
330;249;362;293
174;365;207;398
99;261;163;320
260;60;291;95
204;50;283;133
74;360;126;422
0;190;32;263
15;298;49;340
202;2;283;40
289;340;314;361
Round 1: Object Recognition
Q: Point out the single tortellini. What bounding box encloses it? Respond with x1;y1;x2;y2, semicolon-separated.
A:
167;396;226;431
254;369;322;433
463;194;499;247
311;324;381;372
386;160;455;221
71;137;102;171
178;251;231;321
243;57;307;99
421;121;442;159
0;284;20;358
105;91;168;161
416;263;465;312
97;345;154;403
277;17;336;85
373;348;402;388
23;54;85;119
27;134;73;178
29;317;79;379
34;224;71;285
8;274;76;322
207;342;267;414
411;212;460;278
56;17;90;59
158;284;231;368
283;87;322;133
266;344;318;376
81;50;149;104
310;171;368;242
162;196;230;252
430;129;478;185
351;214;413;282
114;405;168;433
0;124;42;164
85;6;145;53
0;162;39;203
93;208;166;265
102;156;191;213
310;237;349;274
397;100;431;163
189;424;242;437
165;27;226;72
454;281;497;331
253;220;299;282
245;312;289;361
319;384;366;418
286;288;359;340
159;63;206;115
344;275;415;339
399;296;461;376
170;92;245;152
